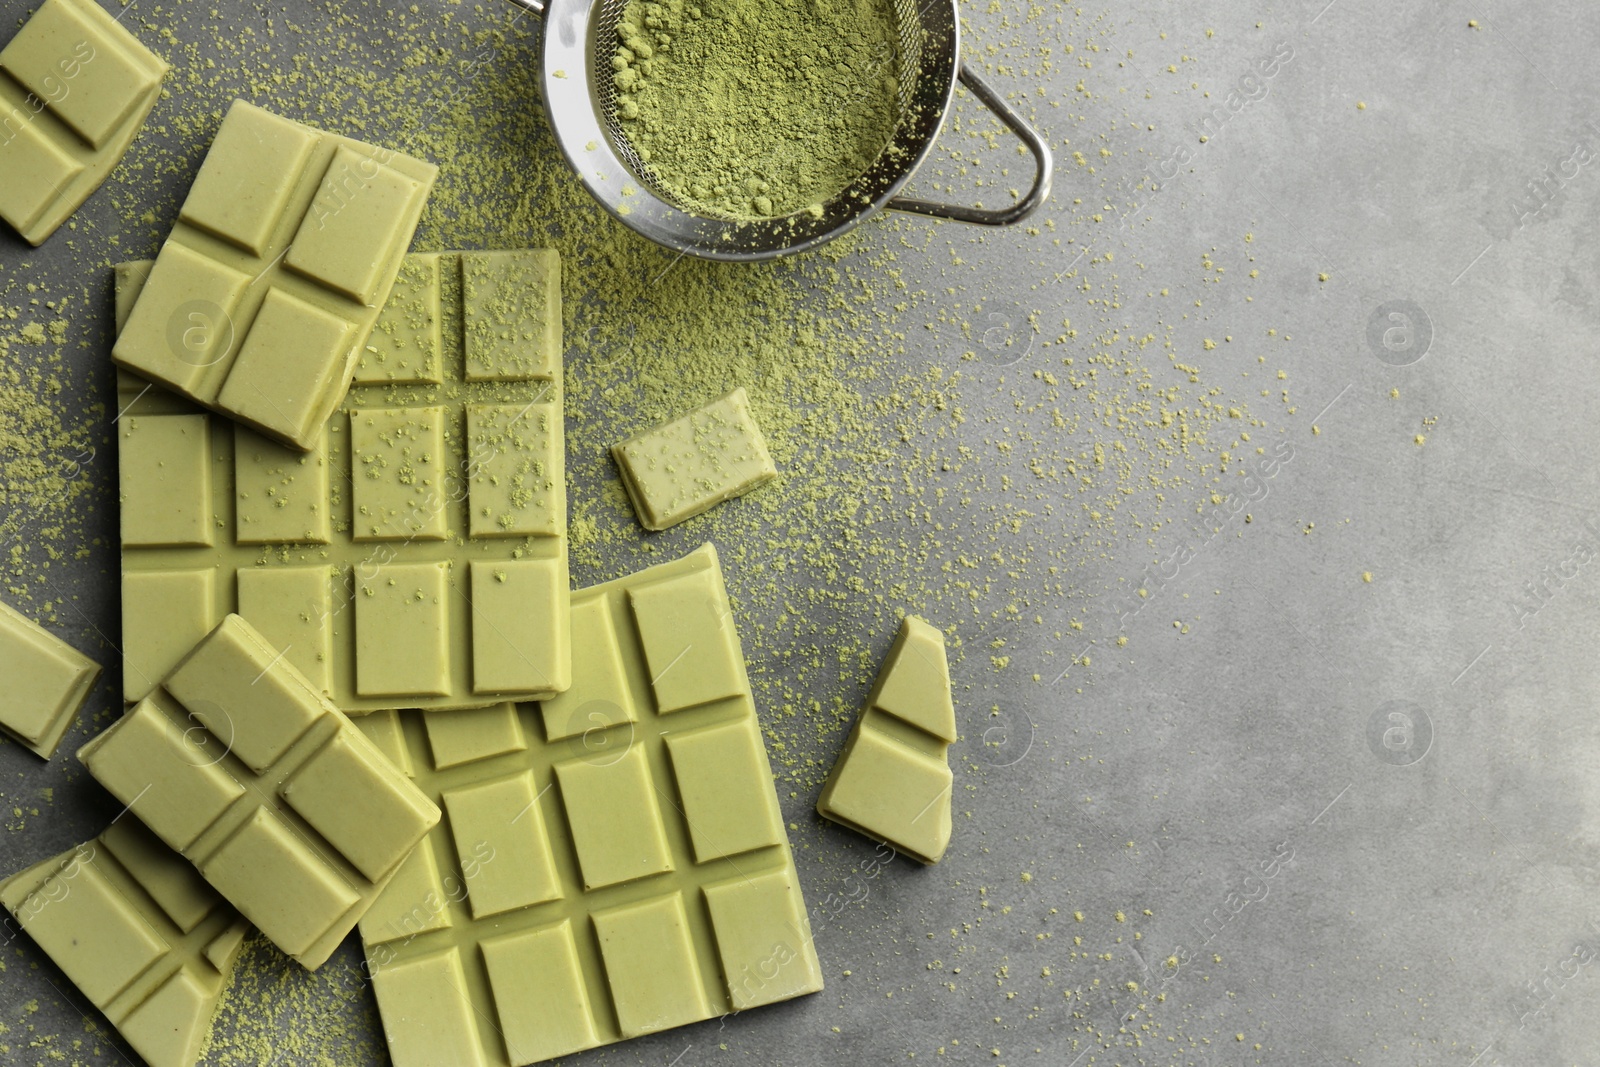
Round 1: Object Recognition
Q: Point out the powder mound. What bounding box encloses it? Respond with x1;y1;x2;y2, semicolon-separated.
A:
612;0;902;220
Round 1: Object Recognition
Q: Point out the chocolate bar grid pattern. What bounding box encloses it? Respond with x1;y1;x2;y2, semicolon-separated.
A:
79;616;440;969
112;100;436;450
0;0;167;244
354;545;823;1067
113;250;569;712
0;819;250;1067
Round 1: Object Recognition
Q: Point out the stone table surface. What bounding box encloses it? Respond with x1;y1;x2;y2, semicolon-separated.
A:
1;0;1597;1064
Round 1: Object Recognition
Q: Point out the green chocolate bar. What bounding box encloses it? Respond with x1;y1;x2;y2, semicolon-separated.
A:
0;0;168;245
78;614;441;969
353;543;822;1067
817;616;955;865
0;597;100;758
112;100;437;451
611;387;776;530
0;818;251;1067
113;251;570;713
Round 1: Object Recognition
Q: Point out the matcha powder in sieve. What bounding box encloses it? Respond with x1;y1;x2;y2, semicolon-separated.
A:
612;0;903;220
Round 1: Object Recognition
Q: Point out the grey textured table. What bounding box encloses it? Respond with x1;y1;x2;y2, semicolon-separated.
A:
2;0;1596;1064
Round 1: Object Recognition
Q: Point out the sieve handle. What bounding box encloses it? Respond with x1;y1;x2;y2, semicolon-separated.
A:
887;63;1054;226
503;0;545;16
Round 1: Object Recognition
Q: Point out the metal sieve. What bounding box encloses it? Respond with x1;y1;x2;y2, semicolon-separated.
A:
508;0;1054;261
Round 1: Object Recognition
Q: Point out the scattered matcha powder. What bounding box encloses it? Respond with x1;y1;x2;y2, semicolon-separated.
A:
0;307;106;619
0;3;1307;1061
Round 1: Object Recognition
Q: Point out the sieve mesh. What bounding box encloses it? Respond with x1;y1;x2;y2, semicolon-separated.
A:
593;0;926;219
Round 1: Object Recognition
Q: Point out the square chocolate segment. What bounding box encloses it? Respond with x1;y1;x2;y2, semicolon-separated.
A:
78;615;441;970
0;819;251;1067
114;101;437;451
0;0;168;244
0;597;100;758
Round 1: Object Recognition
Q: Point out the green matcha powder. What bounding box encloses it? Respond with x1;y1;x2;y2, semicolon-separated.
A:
613;0;903;220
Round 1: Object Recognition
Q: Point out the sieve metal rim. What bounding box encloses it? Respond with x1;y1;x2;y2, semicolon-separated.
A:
522;0;1053;261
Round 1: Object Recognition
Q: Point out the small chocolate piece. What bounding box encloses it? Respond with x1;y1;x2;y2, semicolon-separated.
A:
0;597;100;758
817;615;955;864
611;387;776;530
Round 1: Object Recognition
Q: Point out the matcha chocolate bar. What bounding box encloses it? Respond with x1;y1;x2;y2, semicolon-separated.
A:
78;614;441;969
611;386;776;530
113;250;570;713
817;615;955;864
0;0;168;244
0;597;100;758
113;100;437;451
354;544;823;1067
0;818;251;1067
